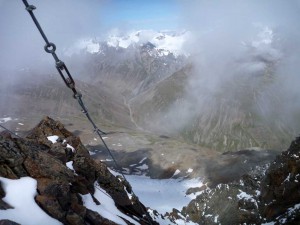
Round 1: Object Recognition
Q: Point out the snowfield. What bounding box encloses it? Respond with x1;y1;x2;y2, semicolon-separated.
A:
109;169;203;214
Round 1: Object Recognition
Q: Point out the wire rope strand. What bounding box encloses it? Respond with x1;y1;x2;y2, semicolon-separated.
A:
21;1;154;224
0;124;22;138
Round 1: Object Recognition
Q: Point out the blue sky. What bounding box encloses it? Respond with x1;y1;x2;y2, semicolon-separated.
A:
101;0;183;31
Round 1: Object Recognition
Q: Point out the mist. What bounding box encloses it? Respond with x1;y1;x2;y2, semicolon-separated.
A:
2;0;300;150
0;0;107;76
153;0;300;149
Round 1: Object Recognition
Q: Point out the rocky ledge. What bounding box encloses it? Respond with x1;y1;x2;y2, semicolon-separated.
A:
181;136;300;224
0;116;157;225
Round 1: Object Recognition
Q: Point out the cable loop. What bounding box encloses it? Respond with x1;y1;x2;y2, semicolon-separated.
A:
26;5;36;11
44;42;56;53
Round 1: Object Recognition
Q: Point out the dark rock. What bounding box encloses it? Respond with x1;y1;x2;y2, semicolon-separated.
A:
85;209;119;225
0;164;18;179
22;149;74;180
164;208;184;223
0;181;13;210
182;137;300;225
260;136;300;221
0;137;24;177
48;143;70;163
0;117;156;224
26;116;89;157
186;184;207;195
0;220;20;225
66;211;86;225
70;194;86;217
36;178;72;210
71;176;92;195
35;195;66;223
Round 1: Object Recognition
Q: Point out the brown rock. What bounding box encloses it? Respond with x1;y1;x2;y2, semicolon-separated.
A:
85;209;119;225
0;165;18;179
70;201;87;218
71;175;92;195
36;178;72;210
35;195;65;223
22;150;74;181
0;117;156;225
26;116;89;157
0;137;24;170
66;212;86;225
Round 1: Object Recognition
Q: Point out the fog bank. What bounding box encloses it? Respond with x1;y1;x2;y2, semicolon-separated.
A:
155;0;300;149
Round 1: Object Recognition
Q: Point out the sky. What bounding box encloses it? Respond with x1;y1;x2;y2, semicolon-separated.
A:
0;0;182;71
101;0;182;31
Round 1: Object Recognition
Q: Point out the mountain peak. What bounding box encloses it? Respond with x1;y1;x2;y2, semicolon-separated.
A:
65;30;191;57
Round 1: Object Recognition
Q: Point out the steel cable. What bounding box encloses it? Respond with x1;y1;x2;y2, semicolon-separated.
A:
21;1;153;224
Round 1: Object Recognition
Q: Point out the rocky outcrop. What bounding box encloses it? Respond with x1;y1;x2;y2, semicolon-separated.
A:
181;137;300;224
0;116;157;225
260;137;300;223
182;175;261;224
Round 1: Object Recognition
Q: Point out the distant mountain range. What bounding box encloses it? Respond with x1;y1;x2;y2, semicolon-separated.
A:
64;30;191;57
1;28;299;152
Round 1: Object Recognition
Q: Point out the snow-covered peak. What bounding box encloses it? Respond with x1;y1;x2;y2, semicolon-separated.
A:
106;30;191;56
65;30;191;57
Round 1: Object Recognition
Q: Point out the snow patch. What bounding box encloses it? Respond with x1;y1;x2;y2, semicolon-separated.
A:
66;161;77;175
284;173;291;183
0;177;62;225
214;215;219;223
47;135;59;144
66;144;75;152
110;171;203;214
136;164;149;170
287;203;300;216
237;190;253;201
0;117;12;124
237;190;258;208
139;157;147;164
187;168;193;173
173;169;181;177
81;183;139;225
261;222;276;225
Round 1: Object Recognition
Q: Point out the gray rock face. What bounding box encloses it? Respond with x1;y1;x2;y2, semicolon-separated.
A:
0;116;157;225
